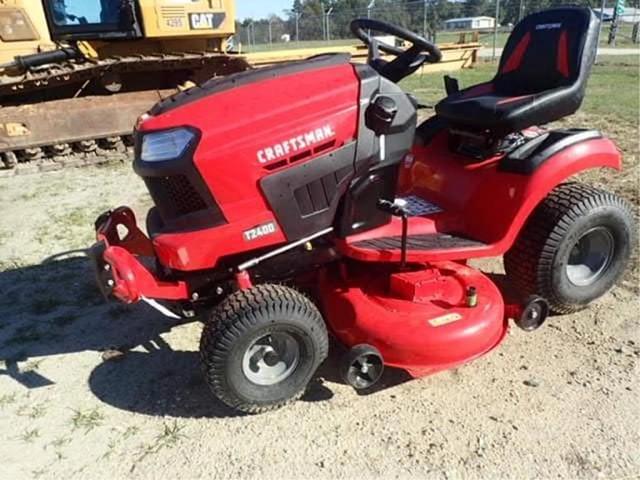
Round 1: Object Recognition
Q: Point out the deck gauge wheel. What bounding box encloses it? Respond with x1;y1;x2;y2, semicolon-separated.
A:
341;344;384;390
516;296;550;331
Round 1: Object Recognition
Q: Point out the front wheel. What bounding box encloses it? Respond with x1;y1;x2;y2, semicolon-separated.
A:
504;182;635;314
200;284;328;414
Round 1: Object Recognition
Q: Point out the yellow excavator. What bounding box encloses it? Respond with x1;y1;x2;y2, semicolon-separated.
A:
0;0;250;171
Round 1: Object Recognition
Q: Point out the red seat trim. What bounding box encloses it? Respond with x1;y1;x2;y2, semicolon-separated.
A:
557;30;571;77
501;31;532;74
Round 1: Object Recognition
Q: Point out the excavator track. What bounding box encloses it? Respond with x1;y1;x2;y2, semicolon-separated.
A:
0;134;133;177
0;50;248;100
0;52;250;176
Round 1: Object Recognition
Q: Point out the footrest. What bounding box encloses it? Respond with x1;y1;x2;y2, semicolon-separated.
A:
340;232;488;263
354;233;484;251
395;196;443;217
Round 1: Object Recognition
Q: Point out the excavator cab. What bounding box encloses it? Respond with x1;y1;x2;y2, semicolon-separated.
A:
40;0;234;42
43;0;143;40
0;0;246;172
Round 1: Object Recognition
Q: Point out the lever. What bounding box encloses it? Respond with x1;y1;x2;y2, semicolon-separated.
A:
377;199;409;269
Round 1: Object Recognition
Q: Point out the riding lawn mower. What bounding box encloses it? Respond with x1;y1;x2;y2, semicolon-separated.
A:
91;7;635;413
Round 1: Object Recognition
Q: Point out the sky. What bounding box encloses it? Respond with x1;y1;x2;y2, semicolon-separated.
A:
237;0;293;20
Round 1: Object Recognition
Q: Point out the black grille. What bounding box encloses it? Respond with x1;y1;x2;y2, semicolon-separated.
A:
145;175;208;219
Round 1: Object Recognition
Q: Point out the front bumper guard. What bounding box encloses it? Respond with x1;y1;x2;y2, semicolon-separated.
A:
91;207;188;304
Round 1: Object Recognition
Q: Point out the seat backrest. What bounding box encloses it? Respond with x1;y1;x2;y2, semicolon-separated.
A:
494;7;599;96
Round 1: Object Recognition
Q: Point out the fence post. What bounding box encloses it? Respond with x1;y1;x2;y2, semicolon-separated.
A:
367;1;375;37
492;0;501;62
608;0;624;46
423;0;428;39
598;0;606;44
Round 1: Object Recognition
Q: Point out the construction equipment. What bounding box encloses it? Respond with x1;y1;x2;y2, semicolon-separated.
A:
0;0;249;173
0;1;483;176
91;8;634;414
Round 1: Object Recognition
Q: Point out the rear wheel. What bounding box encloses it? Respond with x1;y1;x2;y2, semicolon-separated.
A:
200;284;328;413
504;182;634;314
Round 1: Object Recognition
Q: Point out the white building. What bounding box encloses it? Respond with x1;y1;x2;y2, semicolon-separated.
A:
444;16;495;31
600;7;640;23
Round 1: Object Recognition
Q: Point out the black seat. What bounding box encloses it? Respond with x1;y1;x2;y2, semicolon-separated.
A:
435;7;599;137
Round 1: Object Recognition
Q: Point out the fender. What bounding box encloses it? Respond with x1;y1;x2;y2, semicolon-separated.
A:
406;133;621;258
464;136;622;252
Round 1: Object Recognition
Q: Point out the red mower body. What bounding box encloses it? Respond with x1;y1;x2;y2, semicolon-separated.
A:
90;8;632;403
137;59;361;272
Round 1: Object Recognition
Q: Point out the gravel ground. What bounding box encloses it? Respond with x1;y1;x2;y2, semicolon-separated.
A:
1;59;639;478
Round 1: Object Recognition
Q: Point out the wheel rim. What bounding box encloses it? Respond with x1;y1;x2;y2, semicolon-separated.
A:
566;226;615;287
346;354;384;390
242;332;300;386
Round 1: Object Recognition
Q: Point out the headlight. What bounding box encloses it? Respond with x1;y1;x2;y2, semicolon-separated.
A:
140;128;196;162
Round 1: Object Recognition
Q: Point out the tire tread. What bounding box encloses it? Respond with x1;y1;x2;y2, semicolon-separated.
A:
200;284;328;414
504;182;634;314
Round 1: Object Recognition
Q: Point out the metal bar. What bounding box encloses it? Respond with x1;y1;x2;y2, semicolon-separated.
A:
141;296;182;319
237;227;334;272
400;214;408;269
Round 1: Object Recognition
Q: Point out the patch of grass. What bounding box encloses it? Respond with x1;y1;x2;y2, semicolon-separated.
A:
17;191;38;201
582;56;640;125
153;421;186;449
0;393;18;408
101;425;140;460
403;57;640;202
403;57;640;125
19;428;40;443
22;359;43;372
31;468;47;478
70;408;105;433
64;207;93;229
101;438;119;460
17;402;47;420
50;436;71;449
0;257;27;273
131;421;186;471
122;425;140;440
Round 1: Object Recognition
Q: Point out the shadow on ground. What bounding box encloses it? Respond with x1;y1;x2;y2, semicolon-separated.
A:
0;252;441;419
0;254;213;406
87;338;413;418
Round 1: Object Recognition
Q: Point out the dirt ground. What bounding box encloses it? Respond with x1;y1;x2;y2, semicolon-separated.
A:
1;86;639;479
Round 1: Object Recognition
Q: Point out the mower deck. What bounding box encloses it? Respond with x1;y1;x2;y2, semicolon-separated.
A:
320;260;507;378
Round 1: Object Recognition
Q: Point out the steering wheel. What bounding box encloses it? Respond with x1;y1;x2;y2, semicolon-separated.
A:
350;18;442;83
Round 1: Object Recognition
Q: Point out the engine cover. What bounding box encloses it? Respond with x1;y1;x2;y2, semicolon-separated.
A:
136;53;417;271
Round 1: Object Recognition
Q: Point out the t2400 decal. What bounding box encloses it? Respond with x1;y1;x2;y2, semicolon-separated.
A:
244;222;277;241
